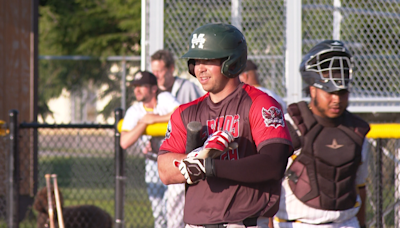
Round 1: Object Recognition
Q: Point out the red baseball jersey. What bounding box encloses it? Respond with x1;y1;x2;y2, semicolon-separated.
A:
159;84;292;224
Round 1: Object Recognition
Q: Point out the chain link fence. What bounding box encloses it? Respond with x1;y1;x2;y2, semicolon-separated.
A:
0;112;160;228
366;138;400;227
162;0;400;111
0;132;8;226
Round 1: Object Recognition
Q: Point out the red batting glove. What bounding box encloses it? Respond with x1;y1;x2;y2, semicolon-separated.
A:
204;130;234;152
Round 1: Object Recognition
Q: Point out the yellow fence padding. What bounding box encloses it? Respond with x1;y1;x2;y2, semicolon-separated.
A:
117;119;168;137
367;124;400;139
144;122;169;136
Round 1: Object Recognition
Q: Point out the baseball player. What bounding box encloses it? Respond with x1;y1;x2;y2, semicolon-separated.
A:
239;60;287;114
151;49;204;228
272;40;370;228
157;23;293;228
119;71;180;228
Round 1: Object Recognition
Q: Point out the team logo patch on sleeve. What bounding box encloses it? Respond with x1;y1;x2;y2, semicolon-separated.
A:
262;106;285;128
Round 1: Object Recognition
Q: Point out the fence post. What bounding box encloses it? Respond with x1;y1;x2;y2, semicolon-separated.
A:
7;110;19;228
375;138;383;228
114;108;125;228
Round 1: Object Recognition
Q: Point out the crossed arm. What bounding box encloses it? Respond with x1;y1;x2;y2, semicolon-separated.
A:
120;112;173;150
158;143;291;185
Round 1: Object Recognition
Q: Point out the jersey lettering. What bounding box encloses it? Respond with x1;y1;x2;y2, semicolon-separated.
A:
206;115;240;137
191;34;206;49
220;148;239;160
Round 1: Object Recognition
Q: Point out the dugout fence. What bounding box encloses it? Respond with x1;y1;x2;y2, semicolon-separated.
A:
0;109;400;228
0;109;165;228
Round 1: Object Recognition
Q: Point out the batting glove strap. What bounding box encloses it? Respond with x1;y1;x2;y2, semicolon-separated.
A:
205;157;216;177
178;157;206;185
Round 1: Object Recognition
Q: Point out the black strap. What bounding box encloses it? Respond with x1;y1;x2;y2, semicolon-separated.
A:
203;217;257;228
243;217;258;226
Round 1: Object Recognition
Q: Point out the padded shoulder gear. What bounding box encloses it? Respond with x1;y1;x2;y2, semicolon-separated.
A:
287;101;317;137
182;23;247;78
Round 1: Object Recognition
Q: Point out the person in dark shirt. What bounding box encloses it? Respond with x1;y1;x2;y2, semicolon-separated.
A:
157;23;293;228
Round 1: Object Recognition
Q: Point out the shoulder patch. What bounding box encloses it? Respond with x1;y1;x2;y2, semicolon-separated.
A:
262;106;285;128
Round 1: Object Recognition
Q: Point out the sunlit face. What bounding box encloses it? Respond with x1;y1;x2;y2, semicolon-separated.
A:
133;84;156;103
193;59;229;94
310;86;349;119
150;60;174;89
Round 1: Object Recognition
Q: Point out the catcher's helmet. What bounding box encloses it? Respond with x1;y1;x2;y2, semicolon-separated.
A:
181;23;247;78
300;40;353;93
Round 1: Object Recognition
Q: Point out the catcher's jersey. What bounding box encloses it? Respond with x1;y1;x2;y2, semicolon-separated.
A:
159;84;292;224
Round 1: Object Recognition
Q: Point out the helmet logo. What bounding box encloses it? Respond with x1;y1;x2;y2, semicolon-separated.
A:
191;34;206;49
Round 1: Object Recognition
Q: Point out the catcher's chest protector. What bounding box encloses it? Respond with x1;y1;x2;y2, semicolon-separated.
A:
286;101;370;210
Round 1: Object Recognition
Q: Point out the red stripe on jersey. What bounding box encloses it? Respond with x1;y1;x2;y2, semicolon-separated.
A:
159;93;210;155
244;84;291;147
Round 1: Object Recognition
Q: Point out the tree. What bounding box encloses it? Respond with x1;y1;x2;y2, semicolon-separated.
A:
38;0;141;120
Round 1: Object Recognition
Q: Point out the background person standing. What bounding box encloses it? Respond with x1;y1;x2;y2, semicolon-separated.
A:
120;71;180;228
151;49;204;228
239;60;287;113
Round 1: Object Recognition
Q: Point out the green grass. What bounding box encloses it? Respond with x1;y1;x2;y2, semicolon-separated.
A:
10;155;157;227
2;186;154;228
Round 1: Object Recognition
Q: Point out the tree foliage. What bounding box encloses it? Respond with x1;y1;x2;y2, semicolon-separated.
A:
38;0;141;120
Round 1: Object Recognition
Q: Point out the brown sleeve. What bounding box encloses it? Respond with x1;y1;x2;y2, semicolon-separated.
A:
213;143;291;183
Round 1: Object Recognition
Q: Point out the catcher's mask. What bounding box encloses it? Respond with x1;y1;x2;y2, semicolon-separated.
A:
300;40;353;93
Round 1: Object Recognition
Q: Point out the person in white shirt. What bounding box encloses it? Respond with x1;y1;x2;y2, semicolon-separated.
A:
120;71;180;228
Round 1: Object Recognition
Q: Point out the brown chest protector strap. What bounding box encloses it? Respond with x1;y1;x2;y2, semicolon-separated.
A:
287;101;317;138
294;124;323;202
286;102;322;202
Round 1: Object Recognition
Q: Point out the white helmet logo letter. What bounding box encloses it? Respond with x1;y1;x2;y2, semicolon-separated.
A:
191;34;206;49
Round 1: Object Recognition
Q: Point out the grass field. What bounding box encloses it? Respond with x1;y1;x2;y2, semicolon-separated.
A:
1;154;158;228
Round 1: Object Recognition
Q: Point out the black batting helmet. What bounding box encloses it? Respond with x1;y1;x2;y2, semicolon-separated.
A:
300;40;353;93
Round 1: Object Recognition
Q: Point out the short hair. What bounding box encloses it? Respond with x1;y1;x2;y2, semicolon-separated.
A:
151;50;175;68
243;60;258;72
